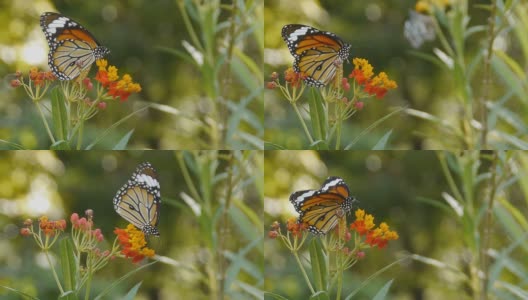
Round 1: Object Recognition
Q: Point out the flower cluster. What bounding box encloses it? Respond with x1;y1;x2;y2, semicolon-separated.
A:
95;59;142;102
10;68;57;101
350;209;399;249
114;224;155;263
415;0;451;14
348;58;398;100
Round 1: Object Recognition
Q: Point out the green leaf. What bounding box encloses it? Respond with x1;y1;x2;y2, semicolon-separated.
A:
309;140;329;150
309;291;330;300
308;89;327;141
50;140;71;150
123;282;142;300
372;129;393;150
0;285;40;300
112;129;134;150
372;279;394;300
264;292;290;300
85;105;150;150
93;260;157;300
345;107;404;149
0;139;25;150
58;291;78;300
309;239;327;292
59;238;77;292
345;256;410;300
51;87;68;140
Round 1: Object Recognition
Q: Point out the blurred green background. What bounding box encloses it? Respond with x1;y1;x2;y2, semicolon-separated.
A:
264;0;500;149
264;151;527;299
0;150;263;299
0;0;263;149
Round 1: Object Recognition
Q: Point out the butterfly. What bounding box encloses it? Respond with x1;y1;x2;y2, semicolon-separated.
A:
113;162;161;236
281;24;351;87
289;176;355;235
40;12;110;81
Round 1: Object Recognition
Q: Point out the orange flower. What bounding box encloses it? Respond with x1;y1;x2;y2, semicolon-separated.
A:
350;209;375;235
94;59;141;101
349;58;397;99
38;216;66;236
286;217;306;238
284;67;305;88
114;224;155;263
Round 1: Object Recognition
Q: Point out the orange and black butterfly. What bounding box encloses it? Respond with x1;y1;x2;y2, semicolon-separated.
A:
281;24;351;87
290;176;355;235
113;162;161;236
40;12;110;80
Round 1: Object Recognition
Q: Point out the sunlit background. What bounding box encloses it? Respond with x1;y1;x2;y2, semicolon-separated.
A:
0;1;263;149
0;151;263;299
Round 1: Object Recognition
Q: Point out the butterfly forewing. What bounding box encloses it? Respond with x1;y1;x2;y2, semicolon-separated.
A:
113;162;161;236
289;176;354;235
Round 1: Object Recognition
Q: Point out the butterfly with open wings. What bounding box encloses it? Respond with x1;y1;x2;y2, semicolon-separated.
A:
282;24;351;87
290;176;355;235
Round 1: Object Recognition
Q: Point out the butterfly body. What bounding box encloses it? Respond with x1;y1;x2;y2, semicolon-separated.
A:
40;12;109;81
282;24;351;87
290;176;354;235
113;162;160;236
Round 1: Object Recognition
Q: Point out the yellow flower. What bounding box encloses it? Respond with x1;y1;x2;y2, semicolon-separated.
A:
96;59;108;71
107;66;119;82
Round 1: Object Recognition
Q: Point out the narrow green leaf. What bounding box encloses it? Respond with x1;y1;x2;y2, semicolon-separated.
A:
309;140;329;150
309;291;330;300
85;105;150;150
50;140;71;150
372;129;393;150
372;279;394;300
309;239;327;292
264;292;290;300
0;285;40;300
59;238;77;292
93;260;157;300
112;129;134;150
0;139;25;150
345;107;404;149
309;89;326;140
58;291;78;300
123;282;142;300
51;87;68;140
345;256;410;300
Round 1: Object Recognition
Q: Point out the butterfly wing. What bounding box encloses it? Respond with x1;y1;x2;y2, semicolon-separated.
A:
290;177;354;234
40;12;109;80
113;162;161;236
282;24;351;87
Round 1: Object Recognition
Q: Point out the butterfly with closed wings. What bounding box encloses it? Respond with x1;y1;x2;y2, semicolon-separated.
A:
282;24;351;87
290;176;355;235
40;12;110;81
113;162;161;236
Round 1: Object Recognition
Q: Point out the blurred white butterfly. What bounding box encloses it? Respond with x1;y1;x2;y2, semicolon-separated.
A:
404;11;436;48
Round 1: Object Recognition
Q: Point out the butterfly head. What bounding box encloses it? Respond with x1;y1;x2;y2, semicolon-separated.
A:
94;46;110;59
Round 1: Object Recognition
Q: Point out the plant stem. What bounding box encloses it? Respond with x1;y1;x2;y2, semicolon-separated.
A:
85;254;93;300
35;102;56;144
44;250;64;294
292;102;314;144
478;0;497;148
293;251;315;294
77;121;84;150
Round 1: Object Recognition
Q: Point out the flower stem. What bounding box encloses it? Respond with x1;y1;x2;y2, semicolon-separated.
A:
76;121;84;150
84;254;93;300
293;251;315;294
292;102;314;144
44;250;64;294
35;102;56;144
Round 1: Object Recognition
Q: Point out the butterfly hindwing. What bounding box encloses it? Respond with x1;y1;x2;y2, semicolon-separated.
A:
40;12;109;80
289;176;354;235
281;24;351;87
113;162;161;236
